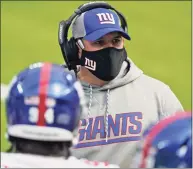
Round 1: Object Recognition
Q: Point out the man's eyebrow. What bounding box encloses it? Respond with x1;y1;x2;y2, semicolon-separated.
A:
94;37;104;42
94;35;122;42
113;35;122;39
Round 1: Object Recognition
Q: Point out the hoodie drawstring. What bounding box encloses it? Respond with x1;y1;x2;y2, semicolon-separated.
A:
85;85;93;129
105;89;110;142
85;85;110;143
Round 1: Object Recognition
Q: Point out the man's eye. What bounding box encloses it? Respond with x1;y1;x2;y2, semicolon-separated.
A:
112;38;121;45
93;40;104;46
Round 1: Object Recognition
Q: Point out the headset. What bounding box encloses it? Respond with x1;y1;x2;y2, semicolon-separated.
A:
58;1;128;71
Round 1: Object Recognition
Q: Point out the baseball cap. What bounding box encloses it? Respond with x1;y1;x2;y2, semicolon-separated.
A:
72;8;131;41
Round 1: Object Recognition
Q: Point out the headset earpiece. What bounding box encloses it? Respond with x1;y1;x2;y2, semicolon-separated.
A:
66;37;79;69
58;21;79;70
62;37;79;71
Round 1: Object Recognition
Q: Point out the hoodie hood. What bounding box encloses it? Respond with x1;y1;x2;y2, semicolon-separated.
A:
81;58;143;91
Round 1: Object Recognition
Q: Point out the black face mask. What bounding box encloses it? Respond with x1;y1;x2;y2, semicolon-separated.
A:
80;47;127;81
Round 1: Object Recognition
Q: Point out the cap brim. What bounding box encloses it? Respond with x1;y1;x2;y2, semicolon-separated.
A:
83;28;131;41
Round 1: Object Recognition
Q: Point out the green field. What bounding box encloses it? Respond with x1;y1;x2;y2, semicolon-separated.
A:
1;1;191;151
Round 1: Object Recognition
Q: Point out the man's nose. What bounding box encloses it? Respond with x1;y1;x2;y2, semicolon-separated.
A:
104;42;114;48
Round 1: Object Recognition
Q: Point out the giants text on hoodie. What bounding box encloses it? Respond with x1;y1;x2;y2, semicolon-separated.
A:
77;112;142;148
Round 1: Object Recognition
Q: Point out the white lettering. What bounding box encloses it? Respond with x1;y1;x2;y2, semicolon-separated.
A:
28;107;55;124
84;58;96;71
96;13;115;24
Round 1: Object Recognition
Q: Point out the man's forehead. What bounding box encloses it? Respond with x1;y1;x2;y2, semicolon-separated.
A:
96;32;122;40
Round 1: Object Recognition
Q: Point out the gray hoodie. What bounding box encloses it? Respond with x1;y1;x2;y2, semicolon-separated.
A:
69;58;183;168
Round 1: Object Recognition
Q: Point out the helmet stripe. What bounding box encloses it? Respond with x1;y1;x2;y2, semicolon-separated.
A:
37;62;52;126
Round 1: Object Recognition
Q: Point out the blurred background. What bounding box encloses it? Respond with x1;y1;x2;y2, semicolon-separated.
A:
1;1;191;151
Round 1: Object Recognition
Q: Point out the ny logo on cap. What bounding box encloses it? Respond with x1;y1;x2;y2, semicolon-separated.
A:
96;13;115;24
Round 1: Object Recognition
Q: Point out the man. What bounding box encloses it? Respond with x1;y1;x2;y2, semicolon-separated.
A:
58;1;184;167
131;111;192;168
1;62;118;168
